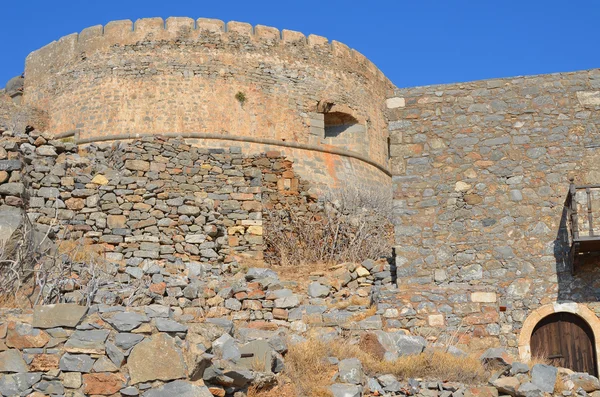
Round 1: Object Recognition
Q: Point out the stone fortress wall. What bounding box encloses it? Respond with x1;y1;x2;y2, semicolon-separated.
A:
22;17;394;190
5;12;600;378
388;68;600;358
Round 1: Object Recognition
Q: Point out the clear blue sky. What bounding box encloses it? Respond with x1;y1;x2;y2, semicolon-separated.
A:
1;0;598;89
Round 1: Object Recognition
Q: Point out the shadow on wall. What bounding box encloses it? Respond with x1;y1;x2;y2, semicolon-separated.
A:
554;192;600;303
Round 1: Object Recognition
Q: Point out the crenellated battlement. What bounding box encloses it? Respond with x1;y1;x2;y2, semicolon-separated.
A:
21;17;394;190
25;17;388;86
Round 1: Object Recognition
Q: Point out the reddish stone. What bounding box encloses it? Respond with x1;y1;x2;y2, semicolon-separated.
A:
465;307;499;325
464;386;498;397
149;282;166;296
242;201;261;211
472;326;488;338
209;386;226;396
246;290;265;300
247;321;279;330
272;308;288;320
247;282;260;290
230;193;254;201
234;291;247;300
83;373;126;395
133;218;157;229
242;300;262;310
6;322;50;349
206;307;230;318
29;354;59;371
65;197;85;210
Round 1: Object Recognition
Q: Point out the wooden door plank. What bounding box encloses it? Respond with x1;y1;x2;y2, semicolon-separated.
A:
531;313;597;376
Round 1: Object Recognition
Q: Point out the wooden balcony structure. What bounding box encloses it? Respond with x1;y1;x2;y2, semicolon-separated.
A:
567;178;600;271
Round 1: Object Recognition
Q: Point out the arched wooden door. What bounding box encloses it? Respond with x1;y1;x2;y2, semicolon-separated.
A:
531;312;597;375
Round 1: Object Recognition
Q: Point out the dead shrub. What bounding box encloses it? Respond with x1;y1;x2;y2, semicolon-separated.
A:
264;185;393;267
0;209;118;307
282;336;487;396
0;209;51;303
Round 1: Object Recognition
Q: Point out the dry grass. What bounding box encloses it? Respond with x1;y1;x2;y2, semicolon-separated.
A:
555;373;569;394
527;355;551;367
282;336;487;397
284;337;336;397
346;305;377;323
271;262;332;292
247;381;297;397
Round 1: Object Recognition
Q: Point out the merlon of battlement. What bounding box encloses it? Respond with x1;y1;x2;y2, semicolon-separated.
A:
25;17;389;84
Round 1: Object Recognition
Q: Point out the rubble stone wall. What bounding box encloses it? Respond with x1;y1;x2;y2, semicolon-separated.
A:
0;134;318;268
388;68;600;354
22;17;394;190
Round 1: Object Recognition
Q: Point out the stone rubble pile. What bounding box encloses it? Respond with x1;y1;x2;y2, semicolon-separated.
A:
0;265;406;397
63;260;394;334
3;294;600;397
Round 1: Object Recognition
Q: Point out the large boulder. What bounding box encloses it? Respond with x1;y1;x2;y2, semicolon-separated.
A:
517;382;544;397
571;372;600;393
128;333;187;384
239;340;274;373
464;386;499;397
378;374;402;392
212;333;241;362
308;282;330;298
530;364;558;394
492;376;520;396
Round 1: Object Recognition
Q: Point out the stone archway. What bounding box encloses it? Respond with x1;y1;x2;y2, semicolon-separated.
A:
519;302;600;376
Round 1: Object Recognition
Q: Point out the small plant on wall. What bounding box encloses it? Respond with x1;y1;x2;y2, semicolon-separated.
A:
235;91;247;106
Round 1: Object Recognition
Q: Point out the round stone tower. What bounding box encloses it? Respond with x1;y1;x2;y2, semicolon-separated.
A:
23;17;393;188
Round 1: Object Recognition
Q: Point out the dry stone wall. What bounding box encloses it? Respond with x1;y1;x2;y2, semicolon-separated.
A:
5;133;314;267
388;68;600;354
